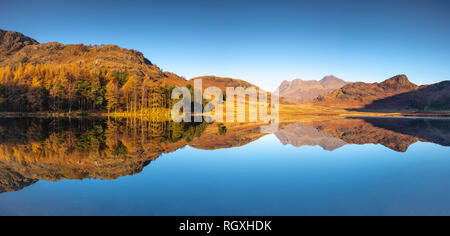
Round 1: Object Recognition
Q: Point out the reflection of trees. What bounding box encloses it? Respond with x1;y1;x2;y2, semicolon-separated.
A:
167;121;207;143
0;118;208;187
217;124;227;136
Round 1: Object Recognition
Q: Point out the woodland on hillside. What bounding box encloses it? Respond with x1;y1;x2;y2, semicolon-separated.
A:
0;63;177;113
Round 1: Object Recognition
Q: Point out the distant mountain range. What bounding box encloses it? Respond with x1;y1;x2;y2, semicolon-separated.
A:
275;73;449;112
275;75;347;103
314;75;417;107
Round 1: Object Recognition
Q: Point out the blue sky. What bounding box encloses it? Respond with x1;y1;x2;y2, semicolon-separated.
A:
1;0;449;90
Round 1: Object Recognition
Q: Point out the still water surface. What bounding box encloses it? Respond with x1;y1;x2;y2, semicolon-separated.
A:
0;117;449;215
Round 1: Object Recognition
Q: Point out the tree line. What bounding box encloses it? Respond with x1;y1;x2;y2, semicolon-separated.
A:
0;63;173;113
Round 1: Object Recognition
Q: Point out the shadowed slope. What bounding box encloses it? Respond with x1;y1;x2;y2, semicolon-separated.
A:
359;117;450;147
358;81;450;112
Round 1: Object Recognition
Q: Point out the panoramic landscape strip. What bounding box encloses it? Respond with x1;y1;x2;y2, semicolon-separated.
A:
0;29;448;122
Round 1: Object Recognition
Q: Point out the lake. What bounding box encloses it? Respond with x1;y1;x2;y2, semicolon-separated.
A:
0;117;449;216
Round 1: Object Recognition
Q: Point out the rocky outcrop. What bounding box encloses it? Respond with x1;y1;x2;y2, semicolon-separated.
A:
0;30;39;60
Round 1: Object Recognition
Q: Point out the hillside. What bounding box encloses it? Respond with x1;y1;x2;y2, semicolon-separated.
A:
0;161;37;193
0;29;189;113
0;41;167;82
275;75;347;103
360;81;450;112
189;76;257;91
0;29;39;61
0;29;289;113
314;75;419;108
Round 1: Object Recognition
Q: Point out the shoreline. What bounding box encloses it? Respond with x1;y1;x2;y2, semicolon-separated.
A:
0;110;449;120
0;112;106;118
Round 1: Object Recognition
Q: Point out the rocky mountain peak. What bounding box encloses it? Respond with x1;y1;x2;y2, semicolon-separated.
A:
275;76;347;104
0;29;39;58
380;74;418;91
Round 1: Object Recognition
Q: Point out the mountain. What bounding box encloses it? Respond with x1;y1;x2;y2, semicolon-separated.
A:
360;81;450;112
360;117;450;147
0;29;39;61
0;29;184;83
0;40;165;82
275;75;347;103
314;74;419;108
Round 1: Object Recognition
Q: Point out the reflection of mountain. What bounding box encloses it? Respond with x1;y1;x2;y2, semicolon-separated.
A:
359;117;450;147
276;118;450;152
275;123;346;151
312;118;419;152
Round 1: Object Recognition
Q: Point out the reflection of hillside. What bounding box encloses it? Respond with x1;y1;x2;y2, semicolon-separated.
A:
189;123;268;150
276;117;450;152
0;162;37;193
312;118;419;152
275;123;346;151
0;118;194;183
0;118;268;193
358;117;450;147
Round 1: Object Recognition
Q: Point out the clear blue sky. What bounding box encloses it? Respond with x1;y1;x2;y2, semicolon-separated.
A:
1;0;449;90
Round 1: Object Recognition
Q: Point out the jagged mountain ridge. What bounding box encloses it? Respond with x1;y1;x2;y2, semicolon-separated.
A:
275;75;347;104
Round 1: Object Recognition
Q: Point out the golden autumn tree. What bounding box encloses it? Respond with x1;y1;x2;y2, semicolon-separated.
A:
0;62;169;113
106;80;120;113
